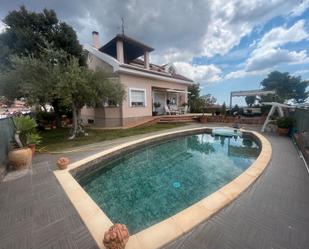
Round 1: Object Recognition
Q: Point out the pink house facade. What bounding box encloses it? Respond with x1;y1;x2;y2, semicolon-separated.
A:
82;31;193;127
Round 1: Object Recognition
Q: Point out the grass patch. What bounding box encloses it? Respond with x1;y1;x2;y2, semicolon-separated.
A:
38;123;187;152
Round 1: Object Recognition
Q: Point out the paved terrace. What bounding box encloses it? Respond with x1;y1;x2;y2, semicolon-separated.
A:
0;124;308;249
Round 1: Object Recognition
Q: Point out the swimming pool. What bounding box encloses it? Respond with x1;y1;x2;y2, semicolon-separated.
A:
79;132;260;234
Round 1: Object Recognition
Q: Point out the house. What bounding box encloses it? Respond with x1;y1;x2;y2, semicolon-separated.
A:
82;31;193;127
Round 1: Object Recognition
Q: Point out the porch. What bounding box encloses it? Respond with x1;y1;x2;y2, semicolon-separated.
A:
152;87;188;116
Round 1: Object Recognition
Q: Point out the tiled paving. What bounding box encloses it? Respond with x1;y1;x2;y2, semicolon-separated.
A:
0;124;308;249
164;134;309;249
0;160;98;249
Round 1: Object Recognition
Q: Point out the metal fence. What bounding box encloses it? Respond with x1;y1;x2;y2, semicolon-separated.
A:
292;108;309;164
293;108;309;133
0;117;15;168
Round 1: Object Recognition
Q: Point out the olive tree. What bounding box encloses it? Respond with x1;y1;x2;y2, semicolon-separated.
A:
0;50;125;139
58;58;125;139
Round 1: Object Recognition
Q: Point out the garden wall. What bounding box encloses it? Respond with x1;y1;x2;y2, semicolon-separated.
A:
0;118;15;179
200;115;266;125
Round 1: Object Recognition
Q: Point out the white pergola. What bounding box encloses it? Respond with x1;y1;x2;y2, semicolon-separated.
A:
229;89;276;112
261;102;295;132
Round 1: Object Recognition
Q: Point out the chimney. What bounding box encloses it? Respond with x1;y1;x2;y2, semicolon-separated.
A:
144;51;149;69
92;31;100;49
116;39;124;63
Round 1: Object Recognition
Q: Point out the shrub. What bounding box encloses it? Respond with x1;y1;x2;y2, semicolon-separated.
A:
26;133;42;145
276;117;294;129
36;111;56;122
13;116;40;147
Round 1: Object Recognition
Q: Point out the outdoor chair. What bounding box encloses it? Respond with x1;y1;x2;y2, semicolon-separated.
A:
164;105;171;115
180;105;188;114
165;105;179;115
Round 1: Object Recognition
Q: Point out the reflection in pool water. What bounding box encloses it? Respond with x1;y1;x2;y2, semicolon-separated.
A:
79;133;260;234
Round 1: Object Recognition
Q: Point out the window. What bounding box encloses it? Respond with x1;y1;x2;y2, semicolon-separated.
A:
129;88;146;107
103;98;119;107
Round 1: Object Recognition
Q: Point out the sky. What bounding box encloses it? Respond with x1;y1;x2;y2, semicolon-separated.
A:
1;0;309;105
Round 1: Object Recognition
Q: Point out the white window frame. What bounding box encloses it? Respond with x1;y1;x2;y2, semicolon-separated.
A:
129;88;147;107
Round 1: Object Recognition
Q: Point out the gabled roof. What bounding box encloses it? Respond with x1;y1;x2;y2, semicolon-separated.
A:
99;34;154;62
120;63;193;82
127;58;193;82
84;41;193;85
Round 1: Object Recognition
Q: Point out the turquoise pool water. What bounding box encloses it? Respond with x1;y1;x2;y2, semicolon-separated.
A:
79;133;260;234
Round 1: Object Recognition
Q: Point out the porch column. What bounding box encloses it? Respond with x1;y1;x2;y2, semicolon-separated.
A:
184;92;188;103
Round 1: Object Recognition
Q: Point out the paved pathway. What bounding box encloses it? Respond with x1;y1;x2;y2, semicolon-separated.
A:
0;124;308;249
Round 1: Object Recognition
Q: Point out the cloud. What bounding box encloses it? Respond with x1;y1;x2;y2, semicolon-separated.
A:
226;20;309;79
290;0;309;16
293;69;309;75
0;21;6;33
256;20;309;51
1;0;309;85
225;69;266;80
174;62;222;83
246;49;308;72
201;0;308;58
0;0;307;64
226;49;309;80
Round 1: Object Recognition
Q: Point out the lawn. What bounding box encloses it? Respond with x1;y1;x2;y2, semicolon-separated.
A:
38;123;187;152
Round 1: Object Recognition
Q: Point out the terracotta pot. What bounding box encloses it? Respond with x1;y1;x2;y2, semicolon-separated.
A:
28;144;36;155
57;157;70;170
200;116;207;123
277;127;289;136
8;148;32;170
103;224;129;249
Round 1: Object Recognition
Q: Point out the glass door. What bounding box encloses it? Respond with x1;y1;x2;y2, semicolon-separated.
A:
153;91;166;115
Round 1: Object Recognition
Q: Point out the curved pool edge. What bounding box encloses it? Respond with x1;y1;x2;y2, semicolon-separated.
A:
53;127;272;249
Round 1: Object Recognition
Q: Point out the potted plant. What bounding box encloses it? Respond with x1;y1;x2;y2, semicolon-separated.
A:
26;133;42;154
8;116;39;170
153;102;161;116
57;157;70;170
181;102;188;107
276;117;294;136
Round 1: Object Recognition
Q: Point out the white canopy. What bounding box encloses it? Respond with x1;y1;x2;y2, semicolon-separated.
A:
229;89;276;112
231;90;276;97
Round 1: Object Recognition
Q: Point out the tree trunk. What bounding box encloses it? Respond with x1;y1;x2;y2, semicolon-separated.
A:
68;104;87;140
69;104;78;140
76;108;82;127
14;131;23;148
41;104;47;113
51;99;61;128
